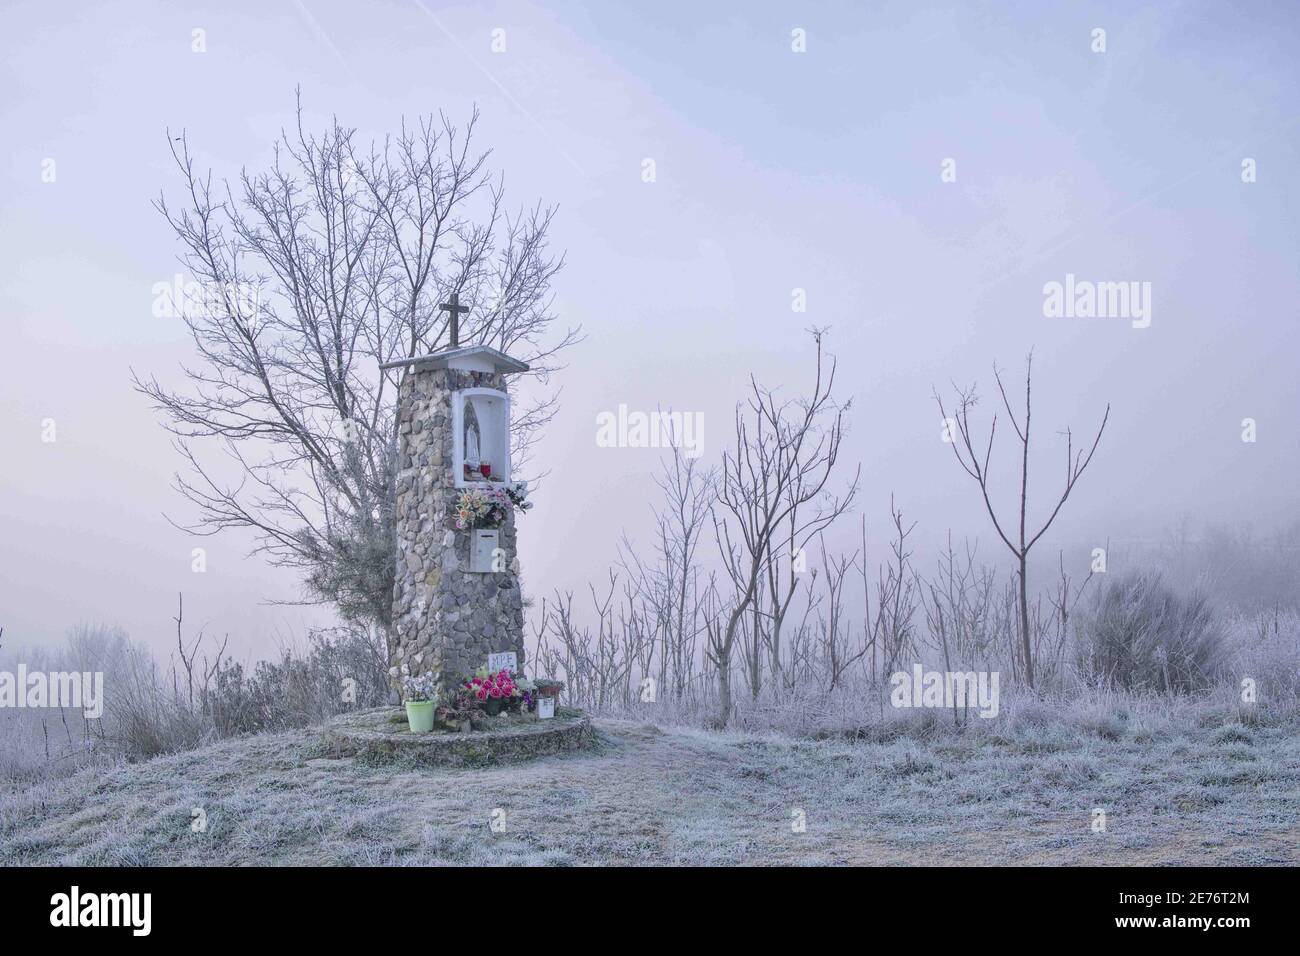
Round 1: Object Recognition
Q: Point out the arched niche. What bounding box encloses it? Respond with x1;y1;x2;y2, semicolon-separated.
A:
452;387;512;487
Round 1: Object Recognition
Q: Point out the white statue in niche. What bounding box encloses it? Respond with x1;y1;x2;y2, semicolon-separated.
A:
463;399;483;481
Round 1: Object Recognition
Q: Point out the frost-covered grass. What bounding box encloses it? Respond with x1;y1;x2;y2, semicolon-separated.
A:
2;693;1295;866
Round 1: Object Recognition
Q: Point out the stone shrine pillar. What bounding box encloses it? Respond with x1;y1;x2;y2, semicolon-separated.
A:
386;345;530;696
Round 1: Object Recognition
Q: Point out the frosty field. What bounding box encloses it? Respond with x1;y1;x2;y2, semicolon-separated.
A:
4;700;1295;867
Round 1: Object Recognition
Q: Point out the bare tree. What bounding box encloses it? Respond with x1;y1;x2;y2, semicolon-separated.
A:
934;352;1109;688
529;576;645;711
710;331;858;727
915;533;1001;675
619;438;715;700
816;534;865;690
171;592;228;710
760;479;817;696
134;93;578;641
1036;549;1099;682
864;498;919;683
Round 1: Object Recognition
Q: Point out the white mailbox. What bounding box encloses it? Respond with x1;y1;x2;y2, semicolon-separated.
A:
470;529;501;573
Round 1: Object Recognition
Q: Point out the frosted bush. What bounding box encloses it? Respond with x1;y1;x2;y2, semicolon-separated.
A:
1075;571;1226;694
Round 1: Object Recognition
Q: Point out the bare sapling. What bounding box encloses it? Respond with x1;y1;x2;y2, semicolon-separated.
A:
710;330;858;728
934;352;1109;689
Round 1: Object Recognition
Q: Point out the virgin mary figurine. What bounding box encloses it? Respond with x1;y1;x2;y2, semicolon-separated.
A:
463;401;482;479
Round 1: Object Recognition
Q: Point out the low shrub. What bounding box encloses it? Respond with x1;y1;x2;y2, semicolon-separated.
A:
1075;571;1226;694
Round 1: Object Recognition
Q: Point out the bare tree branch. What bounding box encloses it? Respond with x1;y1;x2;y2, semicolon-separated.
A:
136;94;578;635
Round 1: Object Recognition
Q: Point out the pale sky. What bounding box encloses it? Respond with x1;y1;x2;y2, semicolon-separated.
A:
2;0;1298;661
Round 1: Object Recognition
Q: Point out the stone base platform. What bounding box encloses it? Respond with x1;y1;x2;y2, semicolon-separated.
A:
319;706;595;768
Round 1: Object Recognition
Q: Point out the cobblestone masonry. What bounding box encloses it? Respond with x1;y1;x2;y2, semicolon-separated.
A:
392;366;525;696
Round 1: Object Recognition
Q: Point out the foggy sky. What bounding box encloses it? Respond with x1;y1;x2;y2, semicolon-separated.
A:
2;0;1298;661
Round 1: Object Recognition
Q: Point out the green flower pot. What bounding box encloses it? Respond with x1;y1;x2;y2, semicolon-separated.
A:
484;696;504;716
405;699;436;733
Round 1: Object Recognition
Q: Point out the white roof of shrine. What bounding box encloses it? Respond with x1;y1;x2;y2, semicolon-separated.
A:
380;345;530;375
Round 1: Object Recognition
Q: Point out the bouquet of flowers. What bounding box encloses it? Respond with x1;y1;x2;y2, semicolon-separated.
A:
459;667;533;713
454;487;509;530
454;481;532;531
465;667;518;701
504;481;532;513
535;677;564;699
392;666;438;704
515;676;538;712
